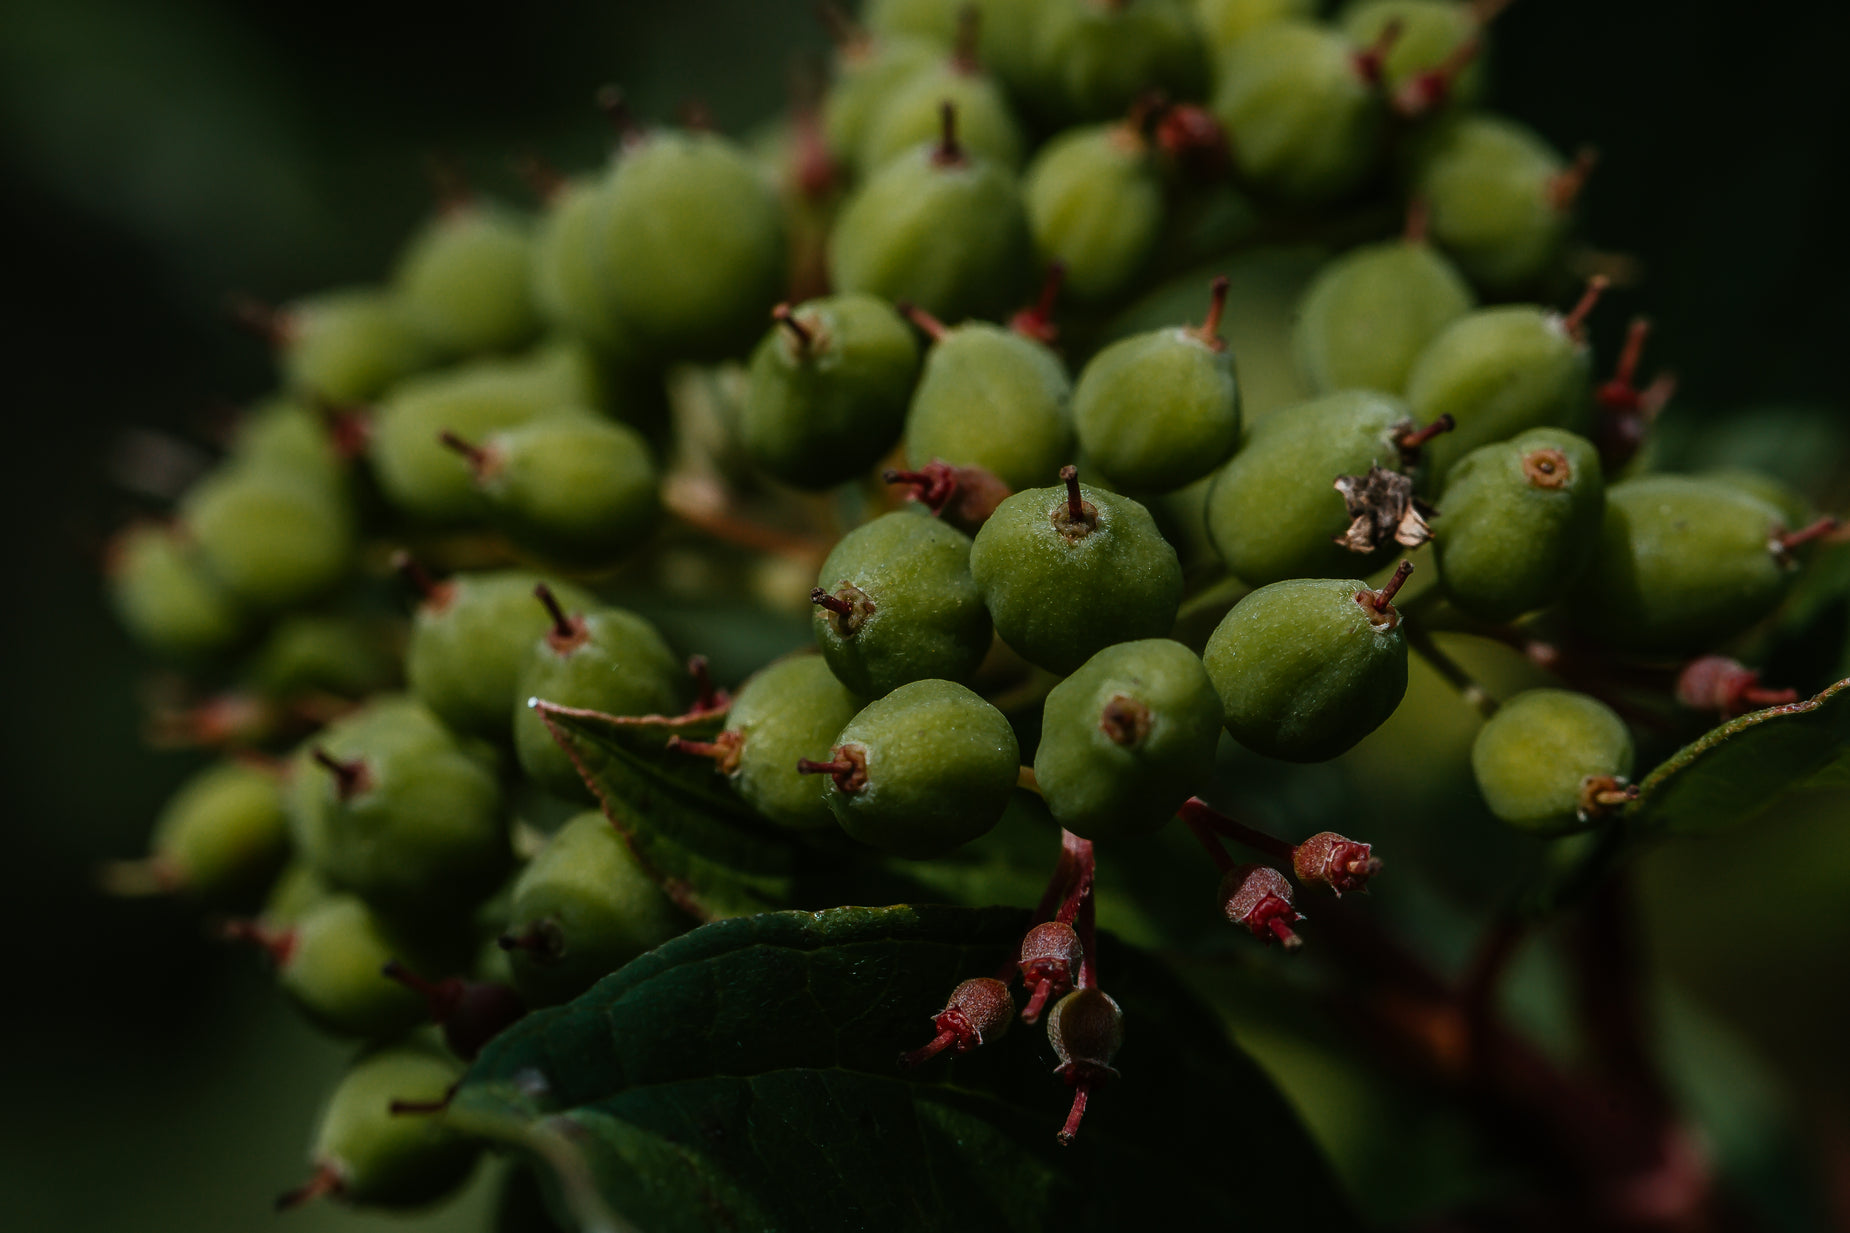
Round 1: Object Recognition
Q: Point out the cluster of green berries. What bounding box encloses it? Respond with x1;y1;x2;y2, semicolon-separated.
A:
98;0;1846;1208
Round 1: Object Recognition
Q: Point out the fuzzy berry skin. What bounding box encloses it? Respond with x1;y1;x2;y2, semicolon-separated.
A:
811;511;993;698
1034;639;1223;840
1047;986;1125;1074
721;655;865;832
1202;576;1409;763
1217;863;1303;947
903;323;1074;492
1566;475;1794;656
291;1046;478;1210
1408;115;1575;294
274;288;435;406
1433;428;1606;623
970;477;1184;676
137;760;289;904
1292;832;1381;896
1072;324;1242;495
1471;689;1635;834
393;202;541;359
1023;123;1164;303
1293;238;1475;397
465;413;660;567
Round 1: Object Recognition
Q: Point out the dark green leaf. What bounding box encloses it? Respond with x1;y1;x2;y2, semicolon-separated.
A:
1628;676;1850;836
534;700;817;921
451;904;1350;1233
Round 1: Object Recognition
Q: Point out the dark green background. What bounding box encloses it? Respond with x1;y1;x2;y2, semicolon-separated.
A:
2;2;1846;1230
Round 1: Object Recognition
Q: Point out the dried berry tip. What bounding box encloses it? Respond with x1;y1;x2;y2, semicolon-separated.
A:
311;747;371;800
1397;414;1454;459
771;302;814;353
1353;18;1405;86
666;731;743;773
220;917;297;965
796;745;869;792
1775;516;1841;557
1098;695;1152;747
931;100;965;167
1560;275;1609;341
595;84;642;145
533;583;586;651
1009;262;1065;345
1522;447;1572;489
392;552;453;609
1578;774;1638;817
950;4;981;73
809;587;855;617
1404;197;1430;245
227;293;290;347
687;654;722;713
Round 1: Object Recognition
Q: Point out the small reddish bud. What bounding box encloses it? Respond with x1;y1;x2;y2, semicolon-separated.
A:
900;977;1015;1067
1153;103;1230;181
1018;921;1084;1025
884;461;1012;534
1219;864;1304;949
1008;262;1066;345
1292;832;1381;897
1047;987;1124;1146
1675;656;1799;718
382;961;528;1062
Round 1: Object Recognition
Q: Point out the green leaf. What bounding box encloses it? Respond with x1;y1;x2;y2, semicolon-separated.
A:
1628;676;1850;837
451;904;1350;1233
534;700;820;921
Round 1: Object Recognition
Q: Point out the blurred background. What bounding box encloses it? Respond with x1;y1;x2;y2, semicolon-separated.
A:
2;1;1847;1230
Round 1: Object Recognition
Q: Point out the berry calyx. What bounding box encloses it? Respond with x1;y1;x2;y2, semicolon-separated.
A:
1047;987;1124;1146
1097;694;1152;748
795;745;870;793
665;730;744;774
1393;33;1484;117
1008;262;1066;346
1522;446;1573;489
899;976;1014;1067
1292;832;1382;897
1577;774;1639;818
1051;465;1099;541
884;461;1012;533
1218;864;1304;949
310;747;371;801
1674;656;1799;718
809;583;875;637
1356;559;1415;630
1184;275;1231;352
392;552;455;614
532;583;589;654
1018;920;1084;1025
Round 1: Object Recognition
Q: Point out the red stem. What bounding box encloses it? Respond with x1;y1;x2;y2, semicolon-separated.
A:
533;583;576;642
899;1026;959;1068
1053;833;1095;927
1560;274;1609;340
1059;465;1085;523
1179;798;1295;864
1056;1084;1091;1147
809;587;854;616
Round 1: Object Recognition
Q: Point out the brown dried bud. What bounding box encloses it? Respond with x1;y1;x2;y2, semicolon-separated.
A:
1018;920;1084;1024
1333;466;1436;554
1218;864;1303;949
1292;832;1381;897
1098;695;1152;747
1521;447;1572;489
900;976;1015;1067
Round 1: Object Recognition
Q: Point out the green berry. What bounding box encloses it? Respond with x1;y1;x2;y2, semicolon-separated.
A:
444;410;660;565
512;588;687;802
823;31;941;168
500;811;685;1006
1029;0;1209;123
105;522;246;661
1196;0;1317;53
859;40;1025;173
1293;232;1475;396
179;464;354;609
1034;639;1222;839
828;105;1031;323
288;695;508;919
969;468;1184;675
811;510;992;697
1404;288;1601;482
1023;122;1165;304
103;760;289;904
903;316;1073;491
1470;689;1635;834
368;345;606;524
226;396;348;493
1408;114;1587;293
262;861;334;930
1566;475;1797;656
698;655;864;831
1339;0;1486;112
251;289;436;405
740;294;922;490
529;175;642;365
805;678;1020;859
403;567;598;740
591;129;787;363
394;199;541;357
1202;565;1412;761
1204;390;1417;586
1433;429;1605;622
281;1046;478;1210
229;894;435;1039
1211;21;1387;203
862;0;964;42
1072;276;1241;493
246;613;403;701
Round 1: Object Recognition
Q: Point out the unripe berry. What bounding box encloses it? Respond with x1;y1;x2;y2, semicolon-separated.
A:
899;976;1016;1066
805;678;1020;859
1196;0;1317;54
239;289;435;405
226;894;435;1039
1433;428;1605;622
105;522;246;662
590;128;788;364
1202;564;1413;762
180;464;354;610
393;199;541;358
1072;277;1243;494
102;759;289;905
828;104;1032;323
1029;0;1208;122
822;30;941;169
528;174;642;365
690;654;864;831
811;511;992;697
1218;863;1303;947
858;30;1025;173
1023;121;1165;303
1293;232;1475;397
1340;0;1489;113
902;314;1074;492
500;811;686;1006
740;294;922;490
278;1046;479;1210
1034;639;1223;840
969;467;1185;675
1470;689;1635;834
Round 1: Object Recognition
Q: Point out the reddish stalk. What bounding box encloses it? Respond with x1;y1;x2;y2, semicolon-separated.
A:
276;1162;343;1211
1179;797;1293;864
1187;275;1231;351
1009;262;1066;345
1560;275;1610;341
